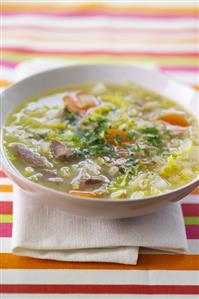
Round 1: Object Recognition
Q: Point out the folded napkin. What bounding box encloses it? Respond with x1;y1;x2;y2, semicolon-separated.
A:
12;186;188;265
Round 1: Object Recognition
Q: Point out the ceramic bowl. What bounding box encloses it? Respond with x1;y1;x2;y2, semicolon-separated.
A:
1;64;198;218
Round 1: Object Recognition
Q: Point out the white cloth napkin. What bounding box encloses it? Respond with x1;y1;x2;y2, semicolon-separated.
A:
12;186;188;265
11;60;187;264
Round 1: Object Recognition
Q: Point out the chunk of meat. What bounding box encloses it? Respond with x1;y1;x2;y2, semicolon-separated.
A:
63;91;100;115
159;113;190;127
14;143;52;169
79;175;109;189
116;148;129;158
42;169;57;180
51;139;76;162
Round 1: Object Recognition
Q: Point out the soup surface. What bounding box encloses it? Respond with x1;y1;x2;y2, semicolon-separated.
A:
3;82;199;199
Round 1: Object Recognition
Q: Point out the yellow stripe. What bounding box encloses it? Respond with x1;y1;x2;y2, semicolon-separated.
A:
0;80;12;88
2;52;198;66
0;214;12;223
2;3;199;14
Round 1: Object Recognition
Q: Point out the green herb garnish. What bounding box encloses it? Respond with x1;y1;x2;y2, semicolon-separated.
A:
64;108;76;123
141;127;158;135
115;134;122;143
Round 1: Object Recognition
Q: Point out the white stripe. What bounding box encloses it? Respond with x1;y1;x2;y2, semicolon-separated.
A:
1;238;12;252
0;192;13;201
181;194;199;203
4;39;198;52
0;178;13;185
165;71;199;85
1;238;198;254
3;16;197;30
4;29;198;40
0;67;15;81
1;295;197;299
2;269;198;285
140;240;199;255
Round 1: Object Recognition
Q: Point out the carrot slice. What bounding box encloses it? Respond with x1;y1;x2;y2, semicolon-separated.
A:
63;92;100;115
68;190;97;198
159;113;190;127
106;129;130;144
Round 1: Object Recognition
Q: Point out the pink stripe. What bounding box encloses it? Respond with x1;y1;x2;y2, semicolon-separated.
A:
160;66;199;72
0;223;197;239
0;170;7;178
3;25;198;34
3;12;199;19
0;60;18;68
2;47;198;57
0;202;13;214
186;225;199;239
182;204;199;217
1;284;199;295
0;224;12;237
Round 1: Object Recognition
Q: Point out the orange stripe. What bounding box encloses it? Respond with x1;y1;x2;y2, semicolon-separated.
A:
193;85;199;91
2;3;199;14
0;185;13;192
1;253;198;270
191;187;199;195
0;80;12;88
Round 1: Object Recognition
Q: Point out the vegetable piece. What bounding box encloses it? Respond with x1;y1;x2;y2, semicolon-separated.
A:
130;191;145;199
108;166;119;176
47;177;64;183
111;189;127;199
109;172;130;193
63;91;100;115
90;82;107;95
68;190;97;198
141;127;158;135
50;139;76;162
159;113;190;127
14;143;52;168
106;129;130;144
141;127;162;147
160;155;179;178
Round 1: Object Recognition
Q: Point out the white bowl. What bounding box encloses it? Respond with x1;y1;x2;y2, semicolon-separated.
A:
1;64;198;218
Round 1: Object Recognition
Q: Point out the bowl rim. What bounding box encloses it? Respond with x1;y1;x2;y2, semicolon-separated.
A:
1;63;199;204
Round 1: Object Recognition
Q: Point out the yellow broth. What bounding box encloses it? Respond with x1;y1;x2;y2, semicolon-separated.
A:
3;82;199;199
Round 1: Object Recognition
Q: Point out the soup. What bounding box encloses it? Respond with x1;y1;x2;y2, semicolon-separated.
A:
3;82;199;199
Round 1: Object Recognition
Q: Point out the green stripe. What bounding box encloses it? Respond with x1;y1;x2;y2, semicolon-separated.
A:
2;52;198;66
0;215;198;224
0;214;13;223
184;217;199;225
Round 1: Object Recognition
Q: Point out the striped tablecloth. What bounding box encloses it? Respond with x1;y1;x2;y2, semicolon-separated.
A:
1;2;199;298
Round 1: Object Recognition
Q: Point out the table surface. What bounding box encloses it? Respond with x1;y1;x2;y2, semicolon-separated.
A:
1;2;199;298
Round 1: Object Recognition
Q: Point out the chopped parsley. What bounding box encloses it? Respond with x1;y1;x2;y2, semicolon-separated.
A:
141;127;158;135
141;127;163;147
63;108;76;124
115;134;122;143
